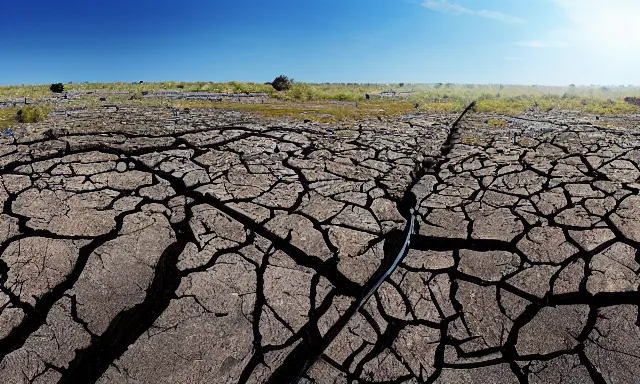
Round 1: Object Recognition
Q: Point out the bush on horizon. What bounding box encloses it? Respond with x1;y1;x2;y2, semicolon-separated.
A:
50;83;64;93
271;75;293;91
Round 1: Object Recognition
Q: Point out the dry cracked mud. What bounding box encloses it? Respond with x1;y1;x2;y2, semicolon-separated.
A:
1;103;640;383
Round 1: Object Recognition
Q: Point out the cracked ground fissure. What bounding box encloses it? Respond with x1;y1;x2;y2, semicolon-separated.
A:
267;102;476;384
1;105;640;383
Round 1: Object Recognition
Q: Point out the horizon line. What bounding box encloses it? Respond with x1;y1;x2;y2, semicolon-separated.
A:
1;81;638;88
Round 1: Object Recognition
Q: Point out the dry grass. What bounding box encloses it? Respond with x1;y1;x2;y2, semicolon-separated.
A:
0;104;51;131
0;107;18;130
487;118;508;128
461;136;488;146
2;82;640;119
171;100;418;122
418;102;462;113
20;105;51;123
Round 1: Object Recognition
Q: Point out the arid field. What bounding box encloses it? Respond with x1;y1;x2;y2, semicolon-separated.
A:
1;85;640;383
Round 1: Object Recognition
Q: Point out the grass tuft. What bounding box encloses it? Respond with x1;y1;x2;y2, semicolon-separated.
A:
19;105;50;123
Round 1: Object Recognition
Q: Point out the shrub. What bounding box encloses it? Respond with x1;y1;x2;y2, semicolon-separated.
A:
271;75;293;91
335;93;358;101
287;83;314;100
18;106;49;123
50;83;64;93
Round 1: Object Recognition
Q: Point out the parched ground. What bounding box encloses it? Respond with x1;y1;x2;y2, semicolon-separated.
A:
1;102;640;383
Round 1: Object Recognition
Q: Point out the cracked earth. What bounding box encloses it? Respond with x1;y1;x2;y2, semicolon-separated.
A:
1;102;640;383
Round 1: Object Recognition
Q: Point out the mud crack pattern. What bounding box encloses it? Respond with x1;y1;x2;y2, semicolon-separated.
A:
1;107;640;383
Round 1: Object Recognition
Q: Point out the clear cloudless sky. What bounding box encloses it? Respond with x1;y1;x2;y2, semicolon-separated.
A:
1;0;639;85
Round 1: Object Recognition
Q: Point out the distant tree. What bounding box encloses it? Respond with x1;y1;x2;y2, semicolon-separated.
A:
50;83;64;93
271;75;293;91
569;84;576;89
399;83;405;88
434;83;443;89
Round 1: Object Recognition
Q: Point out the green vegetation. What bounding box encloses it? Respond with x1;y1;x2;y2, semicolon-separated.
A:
0;81;277;99
172;100;418;123
0;107;17;130
0;104;50;130
271;75;293;92
461;136;488;146
50;83;64;93
1;82;640;116
279;84;640;115
487;118;508;128
19;105;50;123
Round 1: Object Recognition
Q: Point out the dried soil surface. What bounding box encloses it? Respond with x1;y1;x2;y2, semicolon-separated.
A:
1;102;640;383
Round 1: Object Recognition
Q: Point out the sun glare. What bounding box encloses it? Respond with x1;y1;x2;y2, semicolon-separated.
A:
554;0;640;52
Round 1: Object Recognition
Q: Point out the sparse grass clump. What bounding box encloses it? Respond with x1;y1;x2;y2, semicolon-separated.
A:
582;100;640;115
475;99;529;115
418;102;462;113
462;136;487;146
0;104;49;131
487;118;508;128
0;108;18;130
18;105;50;123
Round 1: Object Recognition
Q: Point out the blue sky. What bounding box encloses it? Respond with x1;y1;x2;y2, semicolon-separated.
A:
1;0;638;85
